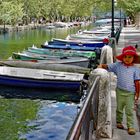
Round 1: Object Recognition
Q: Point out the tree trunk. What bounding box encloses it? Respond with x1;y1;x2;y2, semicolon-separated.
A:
135;12;140;28
3;21;6;33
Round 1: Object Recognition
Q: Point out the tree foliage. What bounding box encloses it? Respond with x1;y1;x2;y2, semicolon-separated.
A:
0;1;24;25
0;0;140;25
0;2;13;24
117;0;140;21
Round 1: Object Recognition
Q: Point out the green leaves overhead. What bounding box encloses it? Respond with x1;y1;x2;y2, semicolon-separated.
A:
118;0;140;13
0;2;12;23
0;1;24;25
0;0;97;24
0;0;140;25
117;0;140;22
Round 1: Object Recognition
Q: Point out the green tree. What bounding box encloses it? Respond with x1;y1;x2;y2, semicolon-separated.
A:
0;1;24;26
0;2;12;25
117;0;140;22
2;0;140;25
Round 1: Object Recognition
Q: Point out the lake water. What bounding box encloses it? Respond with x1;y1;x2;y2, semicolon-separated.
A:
0;24;93;140
0;97;79;140
0;25;92;59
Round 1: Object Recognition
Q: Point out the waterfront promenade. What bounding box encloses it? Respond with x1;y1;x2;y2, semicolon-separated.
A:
110;25;140;140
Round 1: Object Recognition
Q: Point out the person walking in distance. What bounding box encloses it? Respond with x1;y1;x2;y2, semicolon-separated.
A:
98;46;140;135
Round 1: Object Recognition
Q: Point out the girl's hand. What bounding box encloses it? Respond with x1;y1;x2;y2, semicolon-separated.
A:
97;64;103;68
134;99;138;111
135;96;138;104
97;64;108;69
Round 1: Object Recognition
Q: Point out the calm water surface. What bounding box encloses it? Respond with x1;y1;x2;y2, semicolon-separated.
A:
0;25;93;140
0;98;78;140
0;25;92;59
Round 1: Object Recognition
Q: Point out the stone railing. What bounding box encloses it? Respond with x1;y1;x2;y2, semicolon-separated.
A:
67;45;114;140
93;45;114;139
92;68;112;139
67;75;100;140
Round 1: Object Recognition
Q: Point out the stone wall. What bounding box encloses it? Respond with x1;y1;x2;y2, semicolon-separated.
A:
92;45;114;139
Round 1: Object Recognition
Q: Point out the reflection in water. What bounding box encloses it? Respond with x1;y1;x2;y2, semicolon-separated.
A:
0;24;93;139
0;24;93;59
0;27;81;59
0;98;40;140
0;80;81;139
0;97;78;140
19;101;78;140
0;85;82;102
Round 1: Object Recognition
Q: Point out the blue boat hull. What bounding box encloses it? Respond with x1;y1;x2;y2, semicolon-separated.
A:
41;44;101;51
48;41;105;47
0;75;81;90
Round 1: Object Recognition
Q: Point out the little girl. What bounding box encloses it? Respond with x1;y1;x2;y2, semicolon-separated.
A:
98;46;140;135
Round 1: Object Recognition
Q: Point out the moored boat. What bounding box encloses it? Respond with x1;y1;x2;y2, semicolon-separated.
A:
12;52;91;68
0;66;85;90
0;60;91;74
44;38;105;47
27;46;96;58
41;44;102;52
66;33;109;41
82;30;110;35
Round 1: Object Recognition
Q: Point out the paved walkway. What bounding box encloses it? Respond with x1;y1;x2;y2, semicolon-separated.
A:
110;25;140;140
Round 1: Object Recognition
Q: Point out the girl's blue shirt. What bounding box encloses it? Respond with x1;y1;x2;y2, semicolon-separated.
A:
107;62;140;93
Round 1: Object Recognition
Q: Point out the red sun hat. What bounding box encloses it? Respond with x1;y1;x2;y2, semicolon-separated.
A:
103;38;109;44
116;46;138;63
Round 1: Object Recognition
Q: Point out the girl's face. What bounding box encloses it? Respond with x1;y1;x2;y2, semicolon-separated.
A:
123;55;134;64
